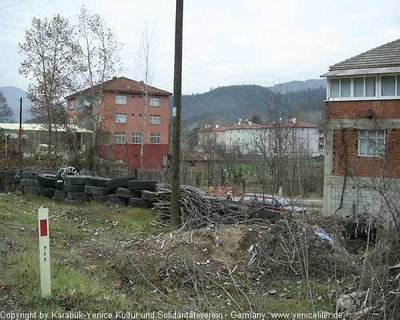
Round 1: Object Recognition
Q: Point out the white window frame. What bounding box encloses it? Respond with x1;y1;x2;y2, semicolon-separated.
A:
114;132;126;144
149;115;161;125
69;101;74;110
381;75;398;97
150;97;161;107
132;133;143;144
115;113;127;123
150;133;160;144
327;75;400;100
115;95;127;105
329;77;377;100
358;130;385;157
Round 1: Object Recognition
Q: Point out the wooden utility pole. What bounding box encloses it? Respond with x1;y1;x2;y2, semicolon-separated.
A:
170;0;184;228
19;97;23;159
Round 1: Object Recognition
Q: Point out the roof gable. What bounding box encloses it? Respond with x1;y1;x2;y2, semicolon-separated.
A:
329;39;400;71
66;76;172;99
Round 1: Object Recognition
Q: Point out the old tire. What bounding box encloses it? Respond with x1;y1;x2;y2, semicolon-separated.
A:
107;176;136;193
37;174;56;188
128;197;148;208
86;176;111;188
141;190;157;202
63;184;85;193
116;187;133;198
20;178;38;187
20;171;38;180
127;180;157;191
64;175;87;186
84;185;108;195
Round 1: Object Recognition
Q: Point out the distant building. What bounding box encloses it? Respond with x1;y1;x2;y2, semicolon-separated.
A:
66;76;172;169
321;39;400;220
197;119;321;157
0;123;91;158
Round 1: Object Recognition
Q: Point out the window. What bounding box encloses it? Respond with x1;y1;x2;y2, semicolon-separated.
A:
150;115;160;125
329;79;339;98
330;77;377;99
381;76;396;96
397;76;400;95
69;101;74;110
150;133;160;144
132;133;143;144
114;132;126;144
358;130;385;157
115;95;127;105
150;97;161;107
69;117;74;124
329;78;350;98
354;78;364;97
115;113;127;123
340;78;350;97
365;77;376;97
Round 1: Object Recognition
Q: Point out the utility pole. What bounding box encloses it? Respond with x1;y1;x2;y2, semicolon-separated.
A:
19;97;23;159
170;0;184;229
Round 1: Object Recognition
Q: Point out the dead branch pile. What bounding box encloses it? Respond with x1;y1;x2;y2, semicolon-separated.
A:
153;187;250;229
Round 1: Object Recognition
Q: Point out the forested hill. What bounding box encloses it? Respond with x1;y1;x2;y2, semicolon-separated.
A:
171;79;327;125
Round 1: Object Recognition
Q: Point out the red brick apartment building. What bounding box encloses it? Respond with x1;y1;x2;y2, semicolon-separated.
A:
321;39;400;221
66;76;171;169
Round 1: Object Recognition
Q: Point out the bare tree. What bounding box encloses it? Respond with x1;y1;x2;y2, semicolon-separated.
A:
0;91;14;122
19;15;78;153
75;6;122;169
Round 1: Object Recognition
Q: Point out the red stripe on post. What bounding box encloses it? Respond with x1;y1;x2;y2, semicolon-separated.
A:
40;219;48;237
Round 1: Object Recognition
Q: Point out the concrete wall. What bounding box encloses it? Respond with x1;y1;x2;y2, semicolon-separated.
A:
323;175;399;222
324;100;400;221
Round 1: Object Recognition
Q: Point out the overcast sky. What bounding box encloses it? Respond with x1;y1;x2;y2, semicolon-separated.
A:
1;0;400;95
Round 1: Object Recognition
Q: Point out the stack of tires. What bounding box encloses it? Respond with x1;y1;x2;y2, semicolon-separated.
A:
105;177;158;208
63;175;87;204
106;176;137;206
20;171;38;195
126;180;157;208
0;170;18;192
85;176;110;203
36;174;56;198
53;167;82;202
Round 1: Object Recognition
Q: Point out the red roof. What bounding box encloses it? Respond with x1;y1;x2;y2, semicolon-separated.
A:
225;122;262;130
273;121;318;128
66;76;172;99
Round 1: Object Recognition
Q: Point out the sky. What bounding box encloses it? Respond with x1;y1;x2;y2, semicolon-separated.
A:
1;0;400;95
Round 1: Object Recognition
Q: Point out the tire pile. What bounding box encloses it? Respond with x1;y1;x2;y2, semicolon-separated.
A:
14;167;159;208
0;170;19;192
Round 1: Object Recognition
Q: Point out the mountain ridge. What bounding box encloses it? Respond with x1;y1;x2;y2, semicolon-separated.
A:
1;78;326;125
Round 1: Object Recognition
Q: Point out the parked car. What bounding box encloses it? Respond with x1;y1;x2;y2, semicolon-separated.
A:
239;193;307;214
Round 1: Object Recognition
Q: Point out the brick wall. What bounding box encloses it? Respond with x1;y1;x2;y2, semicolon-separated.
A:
326;100;400;120
332;128;400;177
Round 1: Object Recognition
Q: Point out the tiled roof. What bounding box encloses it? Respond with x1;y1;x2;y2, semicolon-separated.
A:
66;76;172;99
329;39;400;71
225;122;262;130
276;121;318;128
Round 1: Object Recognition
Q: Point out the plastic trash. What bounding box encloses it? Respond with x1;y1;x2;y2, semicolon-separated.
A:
314;230;334;244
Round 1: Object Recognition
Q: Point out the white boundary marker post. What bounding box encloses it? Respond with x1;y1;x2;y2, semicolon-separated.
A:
38;207;51;297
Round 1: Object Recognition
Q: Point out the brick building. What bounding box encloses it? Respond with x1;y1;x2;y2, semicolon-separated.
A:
66;76;171;169
321;39;400;221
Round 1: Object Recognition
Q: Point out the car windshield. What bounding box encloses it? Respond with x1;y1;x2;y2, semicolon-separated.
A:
277;197;290;207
